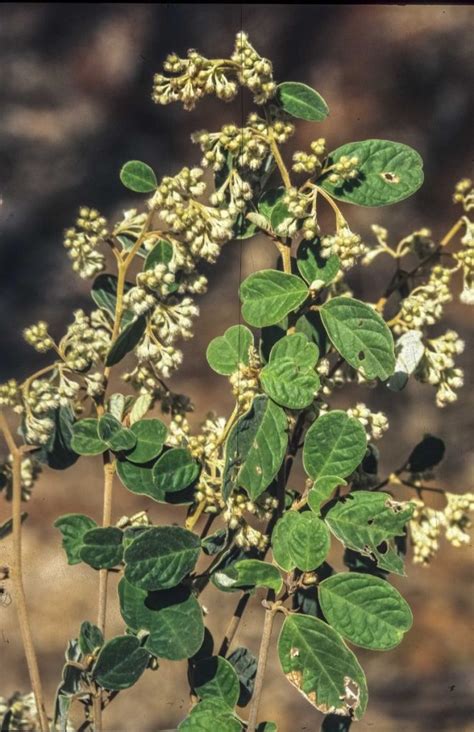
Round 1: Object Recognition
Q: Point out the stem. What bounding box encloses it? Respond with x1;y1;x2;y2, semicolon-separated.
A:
218;592;251;657
268;134;291;190
93;692;103;732
247;599;277;732
0;413;49;732
97;454;115;634
315;185;345;229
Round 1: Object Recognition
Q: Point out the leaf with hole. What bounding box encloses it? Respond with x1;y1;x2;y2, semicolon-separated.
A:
318;572;413;650
320;297;395;380
325;491;414;575
206;325;253;375
320;139;423;207
93;635;149;690
303;411;367;490
120;160;157;193
240;270;308;328
119;578;204;660
277;82;329;122
278;614;368;719
80;527;124;570
54;514;97;565
192;656;240;708
222;395;287;501
126;419;167;464
124;526;201;590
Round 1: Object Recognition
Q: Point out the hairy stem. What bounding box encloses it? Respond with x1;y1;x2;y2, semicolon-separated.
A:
97;454;115;635
0;413;49;732
218;592;251;657
246;598;277;732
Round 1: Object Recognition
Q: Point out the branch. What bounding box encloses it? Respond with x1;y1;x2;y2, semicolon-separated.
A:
246;597;277;732
0;413;49;732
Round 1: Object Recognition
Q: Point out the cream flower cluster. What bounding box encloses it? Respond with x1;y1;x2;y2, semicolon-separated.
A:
0;455;42;502
410;492;474;564
0;379;21;409
393;265;453;334
63;207;107;279
60;309;112;371
23;321;54;353
456;217;474;305
326;155;360;186
292;138;326;174
152;32;275;110
230;348;261;412
453;178;474;212
415;330;464;407
347;403;389;441
321;226;367;270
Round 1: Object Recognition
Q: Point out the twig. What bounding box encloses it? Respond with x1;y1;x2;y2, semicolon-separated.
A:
246;597;277;732
0;413;49;732
218;592;251;658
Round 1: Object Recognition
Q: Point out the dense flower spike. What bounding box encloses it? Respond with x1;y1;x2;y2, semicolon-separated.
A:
321;226;367;270
63;207;108;279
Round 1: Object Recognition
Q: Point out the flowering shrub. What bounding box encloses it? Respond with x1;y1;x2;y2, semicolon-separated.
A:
0;32;473;732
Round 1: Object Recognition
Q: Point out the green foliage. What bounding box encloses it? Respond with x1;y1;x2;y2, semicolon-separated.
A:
223;395;287;501
152;447;200;494
272;511;330;572
120;160;158;193
105;315;147;366
321;139;424;206
192;655;240;708
297;239;340;286
126;418;167;463
92;635;150;690
260;333;320;409
227;646;257;707
240;270;308;327
325;491;414;575
213;559;283;593
78;621;104;656
320;297;395;380
277;82;329;121
71;418;107;456
178;699;242;731
54;514;97;565
318;572;413;649
124;526;201;590
80;527;124;570
278;614;368;719
91;274;134;326
206;325;253;375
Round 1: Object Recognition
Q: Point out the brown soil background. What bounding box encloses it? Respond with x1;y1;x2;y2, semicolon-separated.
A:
0;5;473;731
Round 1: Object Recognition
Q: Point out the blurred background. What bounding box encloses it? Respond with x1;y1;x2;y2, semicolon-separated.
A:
0;4;473;731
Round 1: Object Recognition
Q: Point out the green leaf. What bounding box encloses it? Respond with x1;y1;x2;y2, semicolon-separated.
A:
116;459;156;498
124;526;201;590
223;396;288;501
144;239;173;269
258;187;286;221
206;325;253;375
278;614;368;720
54;514;97;565
297;239;340;286
320;297;395;380
178;699;242;731
120;160;157;193
240;270;308;328
257;724;277;732
79;621;104;656
303;411;367;487
119;578;204;660
32;405;79;471
227;646;257;707
105;315;147;367
126;419;167;464
325;491;414;575
406;434;445;474
308;477;345;513
212;560;283;594
320;139;423;207
192;656;240;708
93;635;149;690
91;274;134;327
272;512;330;572
129;393;153;424
318;572;413;650
260;357;320;409
201;529;229;556
71;419;107;456
269;332;319;368
152;448;200;494
80;527;124;570
277;82;329;122
97;413;137;452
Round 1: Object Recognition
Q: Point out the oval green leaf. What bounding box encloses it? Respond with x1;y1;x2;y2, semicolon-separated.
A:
260;357;320;409
303;411;367;483
320;297;395;380
71;419;107;456
318;572;413;650
320;139;423;207
212;559;283;594
80;527;124;570
192;656;240;708
240;270;309;328
127;418;167;464
120;160;157;193
105;315;147;367
152;448;200;494
277;82;329;122
97;413;137;452
206;325;253;376
93;635;149;690
54;513;97;565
